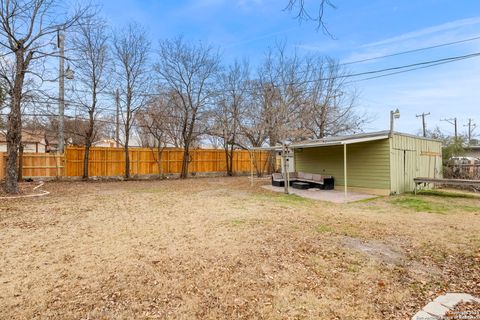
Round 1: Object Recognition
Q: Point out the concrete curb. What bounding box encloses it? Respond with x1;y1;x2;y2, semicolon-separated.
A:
412;293;479;319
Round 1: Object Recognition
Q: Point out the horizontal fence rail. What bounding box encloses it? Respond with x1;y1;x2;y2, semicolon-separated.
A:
0;147;271;180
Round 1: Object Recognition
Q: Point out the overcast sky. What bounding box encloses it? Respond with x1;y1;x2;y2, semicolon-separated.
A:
97;0;480;137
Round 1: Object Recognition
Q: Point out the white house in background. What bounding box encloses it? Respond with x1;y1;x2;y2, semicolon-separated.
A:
0;130;58;153
465;145;480;159
92;139;120;148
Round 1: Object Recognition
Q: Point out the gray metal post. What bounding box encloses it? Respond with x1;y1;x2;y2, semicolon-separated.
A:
57;30;65;154
282;143;290;194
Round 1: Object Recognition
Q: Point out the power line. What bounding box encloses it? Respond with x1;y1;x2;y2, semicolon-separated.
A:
346;55;474;83
57;51;480;98
342;34;480;65
0;112;208;136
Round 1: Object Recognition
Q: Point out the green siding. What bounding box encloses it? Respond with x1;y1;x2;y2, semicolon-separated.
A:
390;134;443;194
294;139;391;190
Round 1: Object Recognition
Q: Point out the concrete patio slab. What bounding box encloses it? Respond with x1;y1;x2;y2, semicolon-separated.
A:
261;185;378;203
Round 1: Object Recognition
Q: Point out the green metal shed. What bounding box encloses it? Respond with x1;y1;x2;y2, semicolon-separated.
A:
291;131;443;195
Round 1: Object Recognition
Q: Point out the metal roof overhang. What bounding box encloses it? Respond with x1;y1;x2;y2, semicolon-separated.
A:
250;133;390;151
289;134;390;149
251;146;283;151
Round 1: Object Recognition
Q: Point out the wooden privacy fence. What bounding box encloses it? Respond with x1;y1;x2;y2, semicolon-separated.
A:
0;147;271;180
0;153;64;179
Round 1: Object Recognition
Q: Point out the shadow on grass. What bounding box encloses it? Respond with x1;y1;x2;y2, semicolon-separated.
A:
255;193;314;206
416;189;477;199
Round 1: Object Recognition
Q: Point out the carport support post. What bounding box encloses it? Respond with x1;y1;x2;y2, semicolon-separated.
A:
282;143;289;194
344;143;348;201
249;150;254;187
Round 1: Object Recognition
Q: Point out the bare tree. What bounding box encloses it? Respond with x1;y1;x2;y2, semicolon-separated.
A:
301;56;365;139
211;60;249;176
136;96;171;175
0;83;5;127
285;0;335;34
0;0;89;193
112;23;151;179
257;44;307;147
71;17;109;179
155;37;220;178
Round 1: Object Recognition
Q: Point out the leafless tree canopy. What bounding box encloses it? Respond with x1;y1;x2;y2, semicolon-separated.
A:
69;16;110;178
112;22;151;178
155;36;220;178
0;0;91;193
210;59;250;175
0;1;368;188
285;0;336;34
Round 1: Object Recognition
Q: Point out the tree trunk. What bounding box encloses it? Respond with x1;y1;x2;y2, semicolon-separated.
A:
83;144;91;179
157;147;163;176
225;144;235;176
18;144;24;182
4;52;26;194
180;146;189;179
83;113;95;180
124;138;130;179
267;133;277;174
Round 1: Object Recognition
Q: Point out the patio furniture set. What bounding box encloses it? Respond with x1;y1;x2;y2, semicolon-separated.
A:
271;172;335;190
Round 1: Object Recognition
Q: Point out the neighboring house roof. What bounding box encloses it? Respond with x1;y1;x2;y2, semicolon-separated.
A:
0;129;45;144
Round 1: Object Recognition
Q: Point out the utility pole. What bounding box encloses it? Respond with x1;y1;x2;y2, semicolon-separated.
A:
441;117;457;139
416;112;430;137
57;30;65;154
115;89;120;148
464;118;477;145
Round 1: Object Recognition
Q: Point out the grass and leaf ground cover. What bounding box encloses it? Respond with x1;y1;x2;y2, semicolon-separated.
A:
0;178;479;319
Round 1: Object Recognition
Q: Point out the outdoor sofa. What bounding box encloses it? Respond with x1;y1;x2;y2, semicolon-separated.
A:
271;172;335;190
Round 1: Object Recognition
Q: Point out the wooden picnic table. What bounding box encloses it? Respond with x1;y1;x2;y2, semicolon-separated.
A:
413;177;480;194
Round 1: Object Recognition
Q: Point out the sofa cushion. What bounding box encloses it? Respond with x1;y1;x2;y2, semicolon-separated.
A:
312;174;323;182
302;173;313;180
272;173;283;180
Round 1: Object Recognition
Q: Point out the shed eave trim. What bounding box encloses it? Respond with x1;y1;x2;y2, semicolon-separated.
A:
290;135;389;149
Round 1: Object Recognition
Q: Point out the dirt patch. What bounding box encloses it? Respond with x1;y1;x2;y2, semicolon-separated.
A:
342;236;406;265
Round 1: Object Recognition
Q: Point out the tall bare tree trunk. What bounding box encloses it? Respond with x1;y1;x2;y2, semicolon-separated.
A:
157;147;164;176
83;112;95;179
83;145;90;179
124;133;130;179
180;146;189;179
18;144;24;182
5;52;27;193
225;144;235;176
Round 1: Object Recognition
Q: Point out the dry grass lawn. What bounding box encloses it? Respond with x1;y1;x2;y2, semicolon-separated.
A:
0;177;479;319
